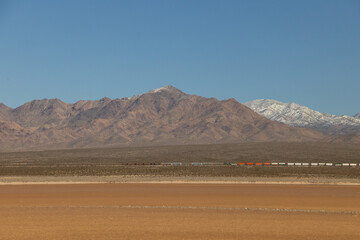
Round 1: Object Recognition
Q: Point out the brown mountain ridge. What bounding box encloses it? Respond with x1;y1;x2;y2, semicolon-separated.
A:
0;86;324;150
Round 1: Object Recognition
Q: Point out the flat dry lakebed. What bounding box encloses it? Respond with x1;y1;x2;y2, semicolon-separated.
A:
1;183;360;240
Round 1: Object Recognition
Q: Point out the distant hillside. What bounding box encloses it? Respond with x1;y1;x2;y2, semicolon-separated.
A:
0;86;323;150
244;99;360;135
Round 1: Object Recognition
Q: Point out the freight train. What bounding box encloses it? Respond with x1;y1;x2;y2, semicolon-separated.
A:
120;162;359;167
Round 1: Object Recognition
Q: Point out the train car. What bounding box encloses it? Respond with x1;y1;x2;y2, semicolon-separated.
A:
318;163;326;166
271;162;278;166
191;162;202;166
263;162;271;166
238;162;245;166
171;162;182;166
311;163;319;166
161;163;172;166
246;162;254;166
302;163;309;166
295;163;302;166
335;163;342;167
287;163;295;166
207;162;222;166
255;162;262;166
350;163;357;167
342;163;350;167
325;163;333;166
278;163;286;166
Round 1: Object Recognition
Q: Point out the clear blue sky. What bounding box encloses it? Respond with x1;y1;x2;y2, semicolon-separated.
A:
0;0;359;115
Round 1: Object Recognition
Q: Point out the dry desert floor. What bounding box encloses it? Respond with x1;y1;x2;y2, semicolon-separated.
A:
1;183;360;240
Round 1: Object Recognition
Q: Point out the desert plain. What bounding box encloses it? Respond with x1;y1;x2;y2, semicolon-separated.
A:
1;183;360;240
1;142;360;239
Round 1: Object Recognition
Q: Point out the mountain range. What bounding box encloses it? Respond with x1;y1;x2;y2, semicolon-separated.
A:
0;86;323;150
244;99;360;136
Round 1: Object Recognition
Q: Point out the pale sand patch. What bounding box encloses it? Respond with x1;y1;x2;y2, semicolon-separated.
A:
1;175;360;185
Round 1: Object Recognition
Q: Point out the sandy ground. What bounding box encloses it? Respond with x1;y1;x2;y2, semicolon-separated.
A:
1;175;360;185
1;183;360;240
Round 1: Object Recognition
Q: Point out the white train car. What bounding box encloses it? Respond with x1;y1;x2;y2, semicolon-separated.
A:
171;162;182;166
191;162;202;166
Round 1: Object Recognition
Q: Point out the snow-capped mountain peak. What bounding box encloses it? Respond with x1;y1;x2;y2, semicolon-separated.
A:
149;85;182;94
244;99;360;135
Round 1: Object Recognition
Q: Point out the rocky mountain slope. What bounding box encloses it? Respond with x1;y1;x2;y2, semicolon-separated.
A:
354;113;360;119
0;86;324;150
244;99;360;135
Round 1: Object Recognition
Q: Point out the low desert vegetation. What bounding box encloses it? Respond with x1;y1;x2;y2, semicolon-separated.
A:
1;142;360;177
